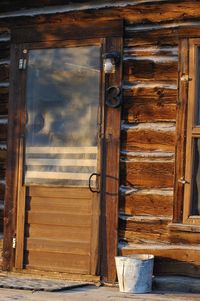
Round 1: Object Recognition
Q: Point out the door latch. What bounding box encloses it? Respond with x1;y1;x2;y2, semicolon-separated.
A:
89;173;100;193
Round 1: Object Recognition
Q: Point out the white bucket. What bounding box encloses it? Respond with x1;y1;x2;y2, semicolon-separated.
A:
115;254;154;293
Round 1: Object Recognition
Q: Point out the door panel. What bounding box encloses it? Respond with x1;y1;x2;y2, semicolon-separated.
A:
15;43;101;275
24;186;94;274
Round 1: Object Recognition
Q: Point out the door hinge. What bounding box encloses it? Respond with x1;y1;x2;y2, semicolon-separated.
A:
12;237;16;249
18;58;27;70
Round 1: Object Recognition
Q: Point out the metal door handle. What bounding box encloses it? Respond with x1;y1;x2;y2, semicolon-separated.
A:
89;172;100;193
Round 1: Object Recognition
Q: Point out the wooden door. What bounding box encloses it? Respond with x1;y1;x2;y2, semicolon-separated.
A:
15;42;102;275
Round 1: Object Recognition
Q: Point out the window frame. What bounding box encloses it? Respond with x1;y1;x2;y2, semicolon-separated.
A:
175;38;200;225
183;38;200;224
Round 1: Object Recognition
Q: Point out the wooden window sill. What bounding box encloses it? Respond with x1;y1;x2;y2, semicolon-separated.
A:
168;223;200;233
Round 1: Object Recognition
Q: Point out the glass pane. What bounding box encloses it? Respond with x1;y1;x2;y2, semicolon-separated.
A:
196;48;200;124
24;46;100;186
191;139;200;215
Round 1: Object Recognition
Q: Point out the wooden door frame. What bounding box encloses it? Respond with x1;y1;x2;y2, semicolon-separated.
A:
3;19;123;283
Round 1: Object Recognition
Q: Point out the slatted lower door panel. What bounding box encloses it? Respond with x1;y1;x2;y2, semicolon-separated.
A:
24;186;93;274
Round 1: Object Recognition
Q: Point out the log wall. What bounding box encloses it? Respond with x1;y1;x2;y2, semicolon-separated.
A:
1;0;200;276
0;28;10;268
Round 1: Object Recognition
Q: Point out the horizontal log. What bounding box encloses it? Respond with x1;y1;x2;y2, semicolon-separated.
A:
0;123;7;141
120;243;200;277
121;160;174;188
0;87;8;115
0;64;9;82
0;41;10;60
119;230;171;244
169;230;200;245
0;149;6;161
12;19;123;43
125;36;178;47
122;94;177;123
119;189;173;216
119;215;170;243
124;45;178;57
1;1;200;26
124;57;178;81
121;123;176;151
0;163;5;179
0;181;5;200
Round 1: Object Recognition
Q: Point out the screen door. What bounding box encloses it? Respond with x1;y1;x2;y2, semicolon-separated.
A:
15;43;102;275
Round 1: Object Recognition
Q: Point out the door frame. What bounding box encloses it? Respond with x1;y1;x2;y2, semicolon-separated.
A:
3;19;123;283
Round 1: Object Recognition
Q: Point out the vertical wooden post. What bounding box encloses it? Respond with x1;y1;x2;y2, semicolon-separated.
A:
101;36;123;283
3;44;22;270
173;39;189;223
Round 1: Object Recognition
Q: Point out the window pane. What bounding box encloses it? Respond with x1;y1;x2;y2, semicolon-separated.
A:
24;46;100;186
191;138;200;215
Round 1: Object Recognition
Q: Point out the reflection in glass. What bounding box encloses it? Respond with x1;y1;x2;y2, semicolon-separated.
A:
191;139;200;215
24;46;100;186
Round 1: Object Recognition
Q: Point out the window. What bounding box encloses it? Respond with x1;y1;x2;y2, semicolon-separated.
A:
183;39;200;224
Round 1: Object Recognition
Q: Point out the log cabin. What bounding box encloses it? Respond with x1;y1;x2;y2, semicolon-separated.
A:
1;0;200;284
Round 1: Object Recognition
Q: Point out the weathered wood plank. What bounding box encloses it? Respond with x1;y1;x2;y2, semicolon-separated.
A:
2;1;200;26
26;223;91;242
121;123;176;151
27;212;91;227
119;215;170;243
0;123;7;142
100;35;122;283
0;87;8;115
119;189;173;216
29;186;93;199
27;196;92;213
0;162;5;179
121;160;174;188
0;42;10;60
123;92;177;122
124;45;178;57
12;19;123;43
124;58;178;81
0;181;5;200
25;251;90;274
173;39;189;223
0;149;6;161
0;64;9;82
120;243;200;277
26;238;90;255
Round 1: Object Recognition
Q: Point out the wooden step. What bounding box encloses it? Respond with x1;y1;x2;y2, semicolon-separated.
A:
119;242;200;277
153;276;200;293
